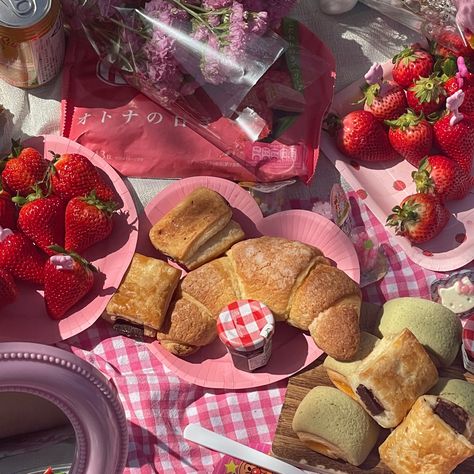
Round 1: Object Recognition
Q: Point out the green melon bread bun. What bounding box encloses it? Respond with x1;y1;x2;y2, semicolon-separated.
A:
375;297;462;367
429;377;474;415
292;386;380;466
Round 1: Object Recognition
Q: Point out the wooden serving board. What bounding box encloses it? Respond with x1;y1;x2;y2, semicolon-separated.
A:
271;356;474;473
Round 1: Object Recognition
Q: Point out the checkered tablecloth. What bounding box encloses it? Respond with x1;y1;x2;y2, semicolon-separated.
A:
55;190;463;474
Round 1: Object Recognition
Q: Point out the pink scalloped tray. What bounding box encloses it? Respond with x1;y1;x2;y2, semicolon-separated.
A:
320;61;474;272
0;136;138;344
141;176;360;389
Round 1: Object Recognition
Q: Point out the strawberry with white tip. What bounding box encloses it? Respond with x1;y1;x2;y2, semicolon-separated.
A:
358;63;407;121
433;89;474;174
444;56;474;115
44;247;96;320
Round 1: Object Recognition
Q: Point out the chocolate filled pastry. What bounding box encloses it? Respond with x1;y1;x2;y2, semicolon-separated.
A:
104;253;181;338
157;237;363;360
349;328;438;428
375;297;462;367
379;395;474;474
149;187;245;269
292;386;380;466
323;331;380;399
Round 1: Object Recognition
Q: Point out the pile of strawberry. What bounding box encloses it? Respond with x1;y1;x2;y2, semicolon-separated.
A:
329;43;474;244
0;142;118;319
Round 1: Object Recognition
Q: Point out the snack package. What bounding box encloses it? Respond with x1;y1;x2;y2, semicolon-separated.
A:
61;15;336;182
212;443;274;473
61;35;256;181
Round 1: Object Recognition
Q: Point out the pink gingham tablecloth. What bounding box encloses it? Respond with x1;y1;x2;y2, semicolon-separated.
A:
57;192;469;473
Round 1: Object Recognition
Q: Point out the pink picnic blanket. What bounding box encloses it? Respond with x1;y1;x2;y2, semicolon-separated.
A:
56;192;457;473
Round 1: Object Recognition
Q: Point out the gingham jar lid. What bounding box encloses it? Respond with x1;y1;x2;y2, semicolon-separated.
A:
463;314;474;360
217;300;275;352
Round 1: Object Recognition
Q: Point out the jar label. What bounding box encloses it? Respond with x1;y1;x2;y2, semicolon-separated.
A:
247;340;272;371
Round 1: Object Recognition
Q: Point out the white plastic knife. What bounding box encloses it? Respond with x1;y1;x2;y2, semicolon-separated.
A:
183;423;305;474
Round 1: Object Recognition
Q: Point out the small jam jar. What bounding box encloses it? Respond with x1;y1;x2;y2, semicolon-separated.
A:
217;300;275;372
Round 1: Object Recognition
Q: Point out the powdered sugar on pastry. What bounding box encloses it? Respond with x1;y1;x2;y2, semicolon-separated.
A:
439;277;474;314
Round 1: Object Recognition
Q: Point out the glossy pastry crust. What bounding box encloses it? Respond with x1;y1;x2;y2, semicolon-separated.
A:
156;258;239;355
379;395;474;474
324;332;380;399
350;328;438;428
149;187;242;267
227;236;324;319
105;253;181;334
158;236;363;360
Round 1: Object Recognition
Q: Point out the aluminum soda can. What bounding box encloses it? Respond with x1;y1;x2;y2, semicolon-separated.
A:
0;0;65;88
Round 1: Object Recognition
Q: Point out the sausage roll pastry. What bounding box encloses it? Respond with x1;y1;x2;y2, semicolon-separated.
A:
379;395;474;474
349;328;438;428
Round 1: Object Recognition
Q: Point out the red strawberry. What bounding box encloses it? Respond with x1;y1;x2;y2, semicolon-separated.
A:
433;31;474;60
407;74;447;115
65;192;116;254
392;45;434;88
44;248;96;319
433;111;474;174
444;76;474;115
0;189;17;229
0;268;17;307
328;111;399;162
360;80;407;121
386;193;450;243
385;110;433;167
444;57;474;115
15;189;65;255
0;228;46;284
412;155;472;201
50;153;116;203
1;142;48;197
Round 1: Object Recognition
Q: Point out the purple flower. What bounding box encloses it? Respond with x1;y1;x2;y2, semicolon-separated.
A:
201;33;226;84
226;1;248;57
248;11;268;35
202;0;233;8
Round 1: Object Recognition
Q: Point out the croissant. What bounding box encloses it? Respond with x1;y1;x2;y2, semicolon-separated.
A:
156;236;362;360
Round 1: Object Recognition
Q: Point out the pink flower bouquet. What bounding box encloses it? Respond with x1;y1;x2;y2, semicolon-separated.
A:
62;0;335;182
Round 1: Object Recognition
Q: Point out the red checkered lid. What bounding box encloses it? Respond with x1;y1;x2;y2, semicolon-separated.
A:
217;300;275;352
463;314;474;360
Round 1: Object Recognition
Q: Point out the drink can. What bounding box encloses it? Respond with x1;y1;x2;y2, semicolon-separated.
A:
0;0;65;88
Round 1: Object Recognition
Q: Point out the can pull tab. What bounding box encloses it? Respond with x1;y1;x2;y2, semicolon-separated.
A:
8;0;35;16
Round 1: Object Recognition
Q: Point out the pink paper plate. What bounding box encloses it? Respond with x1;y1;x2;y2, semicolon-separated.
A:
320;61;474;272
0;136;138;344
142;176;360;389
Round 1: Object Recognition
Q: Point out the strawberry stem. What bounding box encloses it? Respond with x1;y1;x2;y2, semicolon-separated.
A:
81;191;117;216
10;139;22;158
48;245;98;272
411;158;434;193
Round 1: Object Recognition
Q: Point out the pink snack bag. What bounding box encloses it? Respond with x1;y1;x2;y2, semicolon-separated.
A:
61;23;335;182
61;34;256;181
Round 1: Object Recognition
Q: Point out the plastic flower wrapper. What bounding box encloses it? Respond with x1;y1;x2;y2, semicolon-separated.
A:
349;226;388;288
61;0;335;183
360;1;474;60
